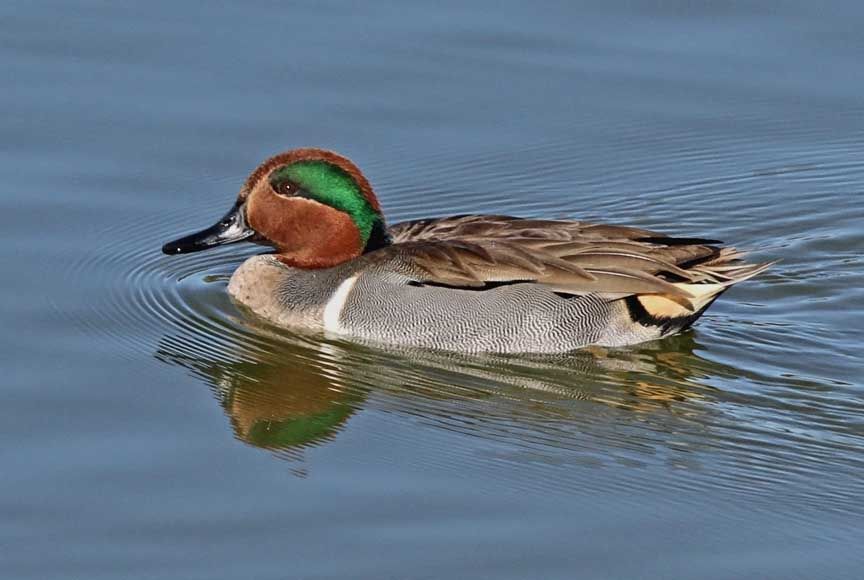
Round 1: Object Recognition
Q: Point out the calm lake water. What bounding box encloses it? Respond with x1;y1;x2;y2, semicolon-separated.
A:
3;1;863;578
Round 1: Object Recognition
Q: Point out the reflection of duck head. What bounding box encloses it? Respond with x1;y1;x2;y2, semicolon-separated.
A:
221;358;358;453
155;335;365;455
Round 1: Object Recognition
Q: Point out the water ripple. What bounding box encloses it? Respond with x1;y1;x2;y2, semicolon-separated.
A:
54;138;864;513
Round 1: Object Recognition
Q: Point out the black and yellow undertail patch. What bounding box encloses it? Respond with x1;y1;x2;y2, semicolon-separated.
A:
624;292;724;335
625;295;677;334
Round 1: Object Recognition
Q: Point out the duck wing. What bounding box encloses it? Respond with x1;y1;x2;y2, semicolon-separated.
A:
376;215;767;307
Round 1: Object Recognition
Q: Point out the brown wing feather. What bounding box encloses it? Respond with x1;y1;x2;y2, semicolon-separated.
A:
379;215;737;304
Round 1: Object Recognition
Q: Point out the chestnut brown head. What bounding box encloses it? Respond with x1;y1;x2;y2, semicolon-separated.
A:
162;148;388;268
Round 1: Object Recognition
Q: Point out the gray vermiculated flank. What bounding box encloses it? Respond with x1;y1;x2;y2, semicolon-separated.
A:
229;256;670;354
337;272;621;354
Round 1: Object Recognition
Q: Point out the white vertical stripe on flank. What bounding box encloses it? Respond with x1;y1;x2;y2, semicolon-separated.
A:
323;275;359;333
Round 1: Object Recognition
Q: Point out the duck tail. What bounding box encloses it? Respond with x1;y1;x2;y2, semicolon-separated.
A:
630;252;775;329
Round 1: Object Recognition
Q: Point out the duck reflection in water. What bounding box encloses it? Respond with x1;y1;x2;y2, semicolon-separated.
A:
155;326;734;463
156;339;364;460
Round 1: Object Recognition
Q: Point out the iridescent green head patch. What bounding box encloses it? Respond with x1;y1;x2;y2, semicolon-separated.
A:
270;161;383;245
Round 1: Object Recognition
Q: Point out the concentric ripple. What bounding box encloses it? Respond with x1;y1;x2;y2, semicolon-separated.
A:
53;141;864;512
59;205;283;365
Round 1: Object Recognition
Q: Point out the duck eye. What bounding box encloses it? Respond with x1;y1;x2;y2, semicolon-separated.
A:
274;180;297;197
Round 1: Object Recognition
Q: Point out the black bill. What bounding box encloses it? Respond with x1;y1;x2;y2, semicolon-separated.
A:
161;201;255;255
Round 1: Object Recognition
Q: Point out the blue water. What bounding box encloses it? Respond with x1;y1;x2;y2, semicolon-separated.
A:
2;1;863;578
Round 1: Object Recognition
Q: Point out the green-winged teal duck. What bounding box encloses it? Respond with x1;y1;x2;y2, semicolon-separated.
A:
162;148;771;354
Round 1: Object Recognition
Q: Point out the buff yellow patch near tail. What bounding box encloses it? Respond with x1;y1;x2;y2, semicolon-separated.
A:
637;283;727;319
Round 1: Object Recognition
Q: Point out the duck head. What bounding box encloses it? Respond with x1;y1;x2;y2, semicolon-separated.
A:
162;148;388;268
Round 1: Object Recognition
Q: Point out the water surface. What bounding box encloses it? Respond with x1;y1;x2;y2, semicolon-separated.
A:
2;1;863;578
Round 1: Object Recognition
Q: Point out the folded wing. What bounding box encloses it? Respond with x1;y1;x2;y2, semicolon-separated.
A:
373;214;773;313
